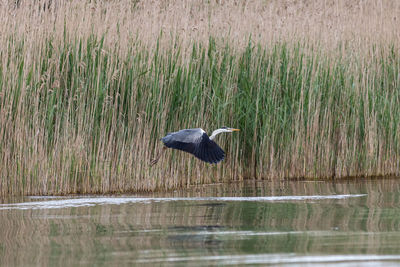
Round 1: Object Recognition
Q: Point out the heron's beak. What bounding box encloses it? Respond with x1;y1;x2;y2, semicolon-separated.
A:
230;128;240;132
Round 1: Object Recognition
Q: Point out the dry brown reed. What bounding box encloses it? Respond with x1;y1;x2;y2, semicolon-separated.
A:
2;0;400;54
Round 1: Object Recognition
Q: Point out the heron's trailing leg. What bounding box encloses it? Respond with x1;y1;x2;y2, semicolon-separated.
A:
150;147;167;166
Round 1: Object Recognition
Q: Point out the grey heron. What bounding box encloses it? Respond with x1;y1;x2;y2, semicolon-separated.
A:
150;126;240;165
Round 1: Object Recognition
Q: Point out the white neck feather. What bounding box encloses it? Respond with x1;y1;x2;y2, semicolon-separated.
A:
209;128;226;140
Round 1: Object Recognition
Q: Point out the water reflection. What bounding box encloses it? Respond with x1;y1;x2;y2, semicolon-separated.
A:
1;179;400;266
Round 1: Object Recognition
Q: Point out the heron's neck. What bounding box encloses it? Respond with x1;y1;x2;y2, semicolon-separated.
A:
209;129;225;140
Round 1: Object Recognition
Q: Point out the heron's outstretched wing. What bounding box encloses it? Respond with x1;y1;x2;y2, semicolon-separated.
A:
193;134;225;163
161;128;225;164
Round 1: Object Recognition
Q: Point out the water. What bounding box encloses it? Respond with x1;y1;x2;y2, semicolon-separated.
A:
1;179;400;266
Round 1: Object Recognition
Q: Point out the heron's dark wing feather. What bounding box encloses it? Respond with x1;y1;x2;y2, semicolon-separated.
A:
193;133;225;164
162;139;197;154
161;128;203;155
162;129;225;164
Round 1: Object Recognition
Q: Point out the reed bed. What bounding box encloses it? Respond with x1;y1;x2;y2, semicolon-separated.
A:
0;0;400;196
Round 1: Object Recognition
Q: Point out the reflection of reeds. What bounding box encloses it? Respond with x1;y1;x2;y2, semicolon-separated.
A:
1;1;400;196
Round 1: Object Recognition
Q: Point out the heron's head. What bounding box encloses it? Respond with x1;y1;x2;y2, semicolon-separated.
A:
209;126;240;140
220;126;240;133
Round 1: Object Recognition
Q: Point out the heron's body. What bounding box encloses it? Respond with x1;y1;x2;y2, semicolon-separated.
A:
162;128;225;164
151;127;239;165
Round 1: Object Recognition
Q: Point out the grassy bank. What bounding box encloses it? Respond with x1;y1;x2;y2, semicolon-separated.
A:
0;1;400;196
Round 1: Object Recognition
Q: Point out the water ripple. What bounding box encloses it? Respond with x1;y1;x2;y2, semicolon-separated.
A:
135;253;400;265
0;194;366;210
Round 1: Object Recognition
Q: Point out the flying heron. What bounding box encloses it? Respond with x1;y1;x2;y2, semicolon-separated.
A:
150;126;240;165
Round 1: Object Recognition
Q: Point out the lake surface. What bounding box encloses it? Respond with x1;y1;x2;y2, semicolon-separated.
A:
1;179;400;266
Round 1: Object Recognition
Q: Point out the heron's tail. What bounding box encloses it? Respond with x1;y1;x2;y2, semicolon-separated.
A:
150;147;167;166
